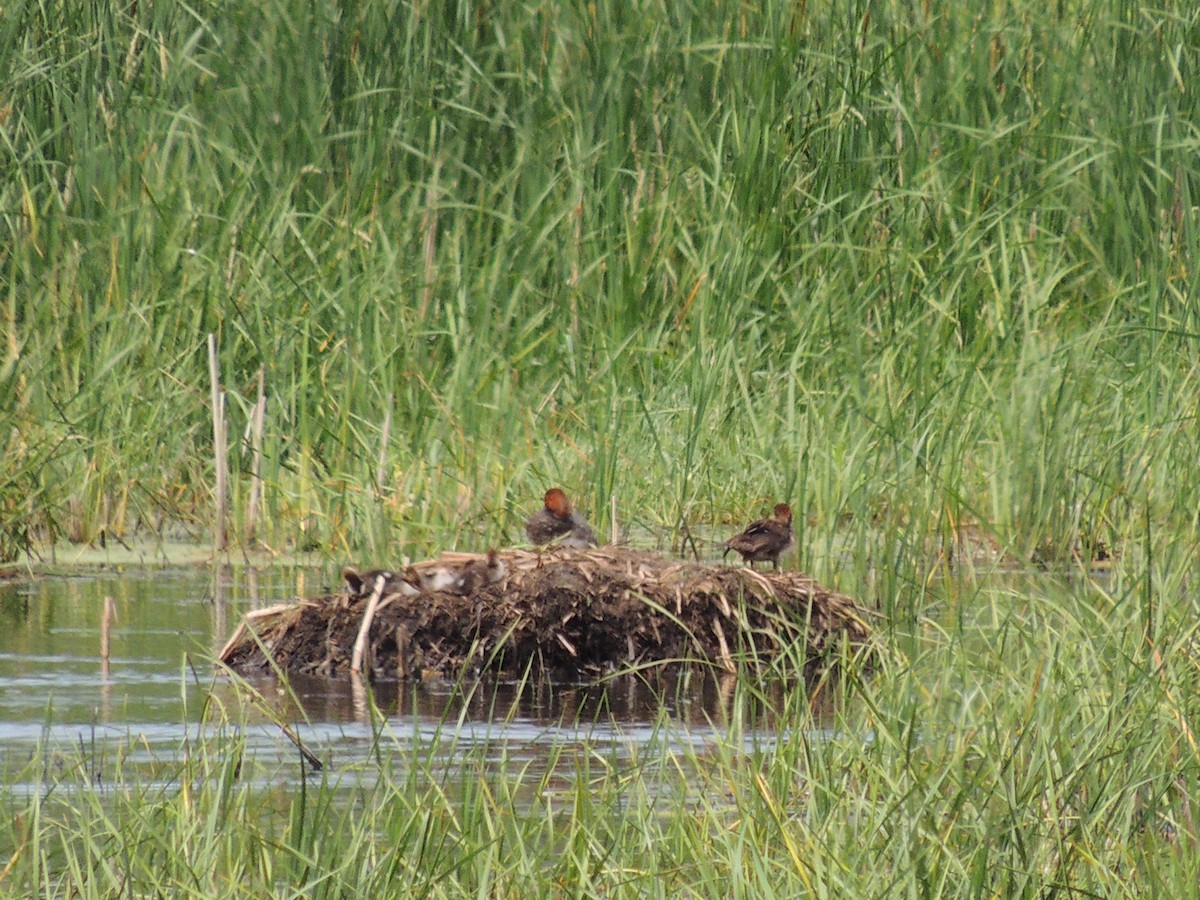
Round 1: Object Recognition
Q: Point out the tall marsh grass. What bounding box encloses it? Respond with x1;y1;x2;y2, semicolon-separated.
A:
2;0;1199;584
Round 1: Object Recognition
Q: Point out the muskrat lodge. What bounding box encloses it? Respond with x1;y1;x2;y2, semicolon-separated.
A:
219;547;877;681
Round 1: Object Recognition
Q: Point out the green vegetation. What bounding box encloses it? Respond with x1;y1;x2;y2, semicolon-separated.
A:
3;0;1198;577
4;0;1200;893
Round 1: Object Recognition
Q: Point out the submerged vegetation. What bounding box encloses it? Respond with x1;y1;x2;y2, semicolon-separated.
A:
3;0;1200;893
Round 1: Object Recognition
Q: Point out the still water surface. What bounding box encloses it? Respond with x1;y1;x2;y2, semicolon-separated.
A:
0;567;801;791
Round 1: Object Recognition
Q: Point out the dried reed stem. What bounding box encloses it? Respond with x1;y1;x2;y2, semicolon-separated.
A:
350;574;387;675
207;334;228;551
246;367;266;545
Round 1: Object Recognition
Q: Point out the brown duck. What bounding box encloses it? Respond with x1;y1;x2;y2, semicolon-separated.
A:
722;503;795;571
525;487;597;548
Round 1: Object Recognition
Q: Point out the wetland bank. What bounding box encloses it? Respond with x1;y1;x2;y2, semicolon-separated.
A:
4;0;1200;894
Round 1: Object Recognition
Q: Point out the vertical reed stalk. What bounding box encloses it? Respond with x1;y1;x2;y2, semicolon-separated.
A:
212;565;227;651
207;334;228;552
100;595;115;669
246;368;266;545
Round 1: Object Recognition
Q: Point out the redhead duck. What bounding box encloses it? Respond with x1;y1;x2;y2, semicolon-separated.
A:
525;488;597;548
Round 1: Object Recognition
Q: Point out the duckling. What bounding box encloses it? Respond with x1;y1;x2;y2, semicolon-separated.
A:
422;565;462;593
525;487;597;548
452;548;506;595
341;566;420;598
721;503;795;571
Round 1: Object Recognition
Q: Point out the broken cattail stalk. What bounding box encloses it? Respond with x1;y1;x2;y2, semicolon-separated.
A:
245;367;266;545
215;602;294;662
101;596;114;682
350;574;387;675
207;334;229;552
555;631;578;657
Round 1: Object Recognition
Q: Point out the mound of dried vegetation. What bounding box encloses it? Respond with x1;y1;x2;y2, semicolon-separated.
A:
220;547;876;680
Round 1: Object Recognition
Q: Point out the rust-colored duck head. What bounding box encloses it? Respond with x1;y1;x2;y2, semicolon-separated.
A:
526;487;597;547
543;488;572;519
773;503;793;525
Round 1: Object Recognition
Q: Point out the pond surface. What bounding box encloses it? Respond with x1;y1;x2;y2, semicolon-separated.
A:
0;566;811;793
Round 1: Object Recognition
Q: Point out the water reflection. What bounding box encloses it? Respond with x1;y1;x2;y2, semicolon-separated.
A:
0;567;316;766
241;667;828;733
0;567;828;784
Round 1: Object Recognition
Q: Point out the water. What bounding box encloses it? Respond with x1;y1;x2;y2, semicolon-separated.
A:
0;567;805;793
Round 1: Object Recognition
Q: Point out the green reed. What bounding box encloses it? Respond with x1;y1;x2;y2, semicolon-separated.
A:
2;0;1199;588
